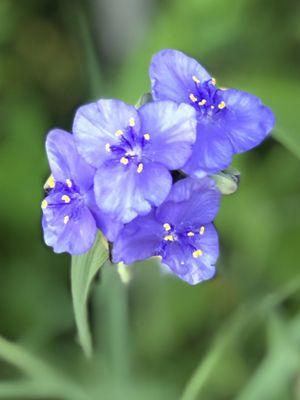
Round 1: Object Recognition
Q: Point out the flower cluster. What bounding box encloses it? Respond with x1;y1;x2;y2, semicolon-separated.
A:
41;49;275;285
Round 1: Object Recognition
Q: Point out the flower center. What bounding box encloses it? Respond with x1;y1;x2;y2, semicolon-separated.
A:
159;222;206;259
41;178;83;224
105;118;150;173
188;77;227;117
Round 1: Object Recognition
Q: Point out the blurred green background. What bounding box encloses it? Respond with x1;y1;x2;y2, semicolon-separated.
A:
0;0;300;399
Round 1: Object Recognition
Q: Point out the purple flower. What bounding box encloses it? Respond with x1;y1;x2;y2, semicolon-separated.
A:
150;49;275;177
41;129;122;255
73;99;197;223
112;177;220;285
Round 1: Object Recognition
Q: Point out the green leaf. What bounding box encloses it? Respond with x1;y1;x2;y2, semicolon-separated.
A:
0;336;89;400
236;313;300;400
212;168;240;195
71;232;109;358
180;276;300;400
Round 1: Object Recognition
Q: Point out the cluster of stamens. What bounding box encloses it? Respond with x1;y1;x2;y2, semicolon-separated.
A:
189;76;226;113
105;118;150;174
162;222;205;258
41;176;74;225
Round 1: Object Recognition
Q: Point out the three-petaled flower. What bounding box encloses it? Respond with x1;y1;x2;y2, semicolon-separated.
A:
41;129;122;254
113;177;220;285
73;99;197;223
150;49;275;177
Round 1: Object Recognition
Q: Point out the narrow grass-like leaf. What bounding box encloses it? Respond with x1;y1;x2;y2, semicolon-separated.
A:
0;336;89;400
180;276;300;400
71;232;109;358
236;313;300;400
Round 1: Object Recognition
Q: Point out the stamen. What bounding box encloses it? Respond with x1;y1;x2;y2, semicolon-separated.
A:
192;75;200;84
41;199;48;209
163;223;171;231
45;175;55;189
218;101;226;110
61;195;71;203
120;157;129;165
129;118;135;127
63;215;69;224
144;133;150;140
211;105;215;109
66;179;72;188
137;163;143;173
164;234;174;241
199;226;205;235
198;99;207;106
211;77;216;85
115;129;124;137
192;249;203;258
105;143;111;152
189;93;198;103
187;231;195;237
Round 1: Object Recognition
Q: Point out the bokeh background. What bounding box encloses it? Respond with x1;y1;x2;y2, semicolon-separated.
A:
0;0;300;399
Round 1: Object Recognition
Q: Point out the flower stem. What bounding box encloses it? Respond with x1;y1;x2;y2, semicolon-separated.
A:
96;263;131;380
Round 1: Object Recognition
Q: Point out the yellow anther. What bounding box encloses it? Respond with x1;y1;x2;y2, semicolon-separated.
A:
189;93;198;103
41;199;48;209
66;179;72;188
192;249;203;258
63;215;69;224
115;129;124;137
199;226;205;235
144;133;150;140
137;163;144;173
44;175;55;189
120;157;129;165
187;231;195;237
61;195;71;203
163;223;171;231
164;234;174;241
218;101;226;109
105;143;111;152
198;99;207;106
211;77;216;85
129;118;135;127
192;75;200;84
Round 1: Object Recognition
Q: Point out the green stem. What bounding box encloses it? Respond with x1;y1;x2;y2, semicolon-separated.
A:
96;264;130;380
181;276;300;400
0;336;90;400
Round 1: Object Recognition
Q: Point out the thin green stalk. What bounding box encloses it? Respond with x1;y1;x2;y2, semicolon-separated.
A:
0;336;91;400
96;264;131;380
181;276;300;400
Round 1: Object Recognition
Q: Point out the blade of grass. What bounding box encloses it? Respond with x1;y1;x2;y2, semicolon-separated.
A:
181;276;300;400
0;336;90;400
